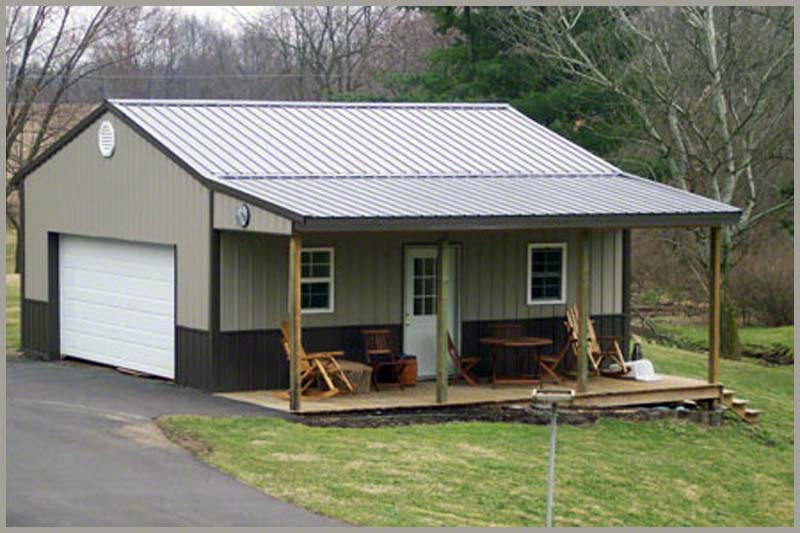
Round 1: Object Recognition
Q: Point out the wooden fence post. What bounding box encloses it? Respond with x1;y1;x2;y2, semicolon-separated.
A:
436;238;450;403
577;230;590;393
288;234;302;411
708;226;722;384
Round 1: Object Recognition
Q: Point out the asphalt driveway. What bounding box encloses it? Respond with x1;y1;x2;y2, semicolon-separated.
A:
7;357;341;526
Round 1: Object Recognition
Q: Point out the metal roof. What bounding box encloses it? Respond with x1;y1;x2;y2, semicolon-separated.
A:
221;174;741;219
110;99;621;178
105;99;740;227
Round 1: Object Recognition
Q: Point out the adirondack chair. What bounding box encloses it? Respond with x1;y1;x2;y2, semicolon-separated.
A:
361;329;408;391
280;321;355;397
564;305;628;377
447;333;481;386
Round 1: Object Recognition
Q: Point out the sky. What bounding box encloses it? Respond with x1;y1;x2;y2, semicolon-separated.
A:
177;6;265;29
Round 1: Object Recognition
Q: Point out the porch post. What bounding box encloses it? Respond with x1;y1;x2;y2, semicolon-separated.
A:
708;226;722;384
436;237;451;403
577;230;590;393
288;233;302;411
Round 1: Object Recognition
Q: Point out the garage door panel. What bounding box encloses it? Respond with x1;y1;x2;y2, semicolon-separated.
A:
61;320;173;352
60;305;174;341
60;236;175;379
60;269;174;302
60;286;173;318
60;255;173;278
61;331;173;377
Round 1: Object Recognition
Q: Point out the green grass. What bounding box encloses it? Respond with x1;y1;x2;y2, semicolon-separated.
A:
159;345;794;527
7;227;16;276
653;318;794;355
6;274;20;355
6;227;21;355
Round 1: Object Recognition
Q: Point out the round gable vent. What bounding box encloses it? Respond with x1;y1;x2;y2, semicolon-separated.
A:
98;120;116;158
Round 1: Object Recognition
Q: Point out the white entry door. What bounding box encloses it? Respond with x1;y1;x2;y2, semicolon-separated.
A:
403;245;460;379
59;235;176;378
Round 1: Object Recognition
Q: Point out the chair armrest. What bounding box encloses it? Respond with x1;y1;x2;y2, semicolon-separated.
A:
306;350;346;359
366;349;393;355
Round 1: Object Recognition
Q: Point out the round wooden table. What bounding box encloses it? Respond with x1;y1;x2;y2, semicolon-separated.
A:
479;336;554;385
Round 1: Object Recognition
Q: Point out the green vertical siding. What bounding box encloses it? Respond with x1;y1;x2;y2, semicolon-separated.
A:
220;228;623;332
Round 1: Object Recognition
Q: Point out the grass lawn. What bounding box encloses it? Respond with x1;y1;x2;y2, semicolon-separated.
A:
7;274;20;355
7;227;16;278
6;227;21;355
159;344;794;527
651;317;793;356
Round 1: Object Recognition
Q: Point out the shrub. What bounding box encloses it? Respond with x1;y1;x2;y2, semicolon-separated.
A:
729;237;793;327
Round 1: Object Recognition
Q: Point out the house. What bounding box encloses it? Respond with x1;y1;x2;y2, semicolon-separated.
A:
18;99;740;411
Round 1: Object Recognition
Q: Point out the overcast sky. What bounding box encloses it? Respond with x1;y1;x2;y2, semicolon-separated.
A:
177;6;265;29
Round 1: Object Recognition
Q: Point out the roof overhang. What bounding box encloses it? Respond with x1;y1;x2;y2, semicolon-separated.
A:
297;211;742;233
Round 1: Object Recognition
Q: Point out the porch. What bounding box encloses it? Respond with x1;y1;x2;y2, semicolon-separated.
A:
275;226;724;412
218;372;722;414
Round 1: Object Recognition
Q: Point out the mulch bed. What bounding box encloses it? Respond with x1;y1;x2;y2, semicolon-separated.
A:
290;402;724;429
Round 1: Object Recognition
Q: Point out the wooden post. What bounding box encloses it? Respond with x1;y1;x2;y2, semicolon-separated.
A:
288;234;302;411
708;226;722;384
577;230;590;393
436;238;451;403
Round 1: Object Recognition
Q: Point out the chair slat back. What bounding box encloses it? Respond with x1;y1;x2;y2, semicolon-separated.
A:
490;323;523;339
447;333;460;365
280;321;311;371
361;329;395;362
565;305;600;353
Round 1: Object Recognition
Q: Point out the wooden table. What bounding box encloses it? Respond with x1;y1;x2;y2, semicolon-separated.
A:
479;336;554;385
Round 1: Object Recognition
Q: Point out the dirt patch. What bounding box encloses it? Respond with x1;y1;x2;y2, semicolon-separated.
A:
117;421;180;450
269;452;319;462
156;417;214;457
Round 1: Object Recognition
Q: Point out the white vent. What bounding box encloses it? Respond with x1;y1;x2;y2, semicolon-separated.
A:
97;120;116;158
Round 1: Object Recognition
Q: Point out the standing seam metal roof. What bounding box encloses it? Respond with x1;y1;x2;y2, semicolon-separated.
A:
107;99;740;223
110;99;622;178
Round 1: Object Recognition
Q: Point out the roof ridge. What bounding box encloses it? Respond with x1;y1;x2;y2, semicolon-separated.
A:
217;172;624;180
109;99;511;110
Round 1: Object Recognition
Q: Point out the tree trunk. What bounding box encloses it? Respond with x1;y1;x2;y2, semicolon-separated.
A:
15;231;21;274
7;214;21;274
719;288;741;359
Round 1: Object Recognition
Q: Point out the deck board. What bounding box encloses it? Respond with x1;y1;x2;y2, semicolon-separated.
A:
217;373;722;414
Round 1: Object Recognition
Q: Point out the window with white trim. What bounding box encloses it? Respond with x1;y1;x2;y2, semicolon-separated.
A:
301;247;334;313
527;243;567;305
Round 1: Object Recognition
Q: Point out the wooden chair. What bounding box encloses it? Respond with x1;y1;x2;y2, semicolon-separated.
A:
564;305;628;376
538;340;570;384
280;322;355;397
447;333;481;386
361;329;407;391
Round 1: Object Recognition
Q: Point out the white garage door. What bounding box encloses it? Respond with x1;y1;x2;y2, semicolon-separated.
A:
59;235;175;378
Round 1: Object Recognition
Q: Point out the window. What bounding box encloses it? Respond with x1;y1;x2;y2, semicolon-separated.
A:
301;247;334;313
412;256;437;316
527;243;566;305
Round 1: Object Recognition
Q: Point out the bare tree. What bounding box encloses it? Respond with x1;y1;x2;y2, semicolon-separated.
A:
239;6;399;99
496;6;793;355
5;6;167;272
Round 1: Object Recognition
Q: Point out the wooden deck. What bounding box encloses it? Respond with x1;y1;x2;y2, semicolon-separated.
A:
217;373;722;414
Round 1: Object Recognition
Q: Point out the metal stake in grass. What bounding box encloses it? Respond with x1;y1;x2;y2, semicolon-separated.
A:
531;388;575;527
